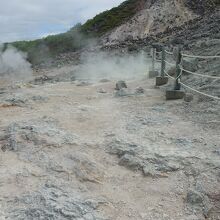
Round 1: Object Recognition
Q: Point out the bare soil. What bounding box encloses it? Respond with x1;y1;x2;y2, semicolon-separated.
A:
0;77;219;220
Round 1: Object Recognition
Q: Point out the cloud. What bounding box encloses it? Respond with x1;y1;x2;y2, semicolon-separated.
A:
0;0;124;43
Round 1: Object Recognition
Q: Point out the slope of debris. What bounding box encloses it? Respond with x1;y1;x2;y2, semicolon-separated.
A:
102;0;198;45
101;0;219;45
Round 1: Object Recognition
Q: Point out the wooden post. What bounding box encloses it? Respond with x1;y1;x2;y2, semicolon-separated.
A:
155;47;168;86
166;46;185;100
174;46;182;90
161;47;166;77
151;48;155;72
149;48;159;78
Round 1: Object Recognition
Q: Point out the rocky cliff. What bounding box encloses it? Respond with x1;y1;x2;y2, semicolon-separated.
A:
101;0;219;46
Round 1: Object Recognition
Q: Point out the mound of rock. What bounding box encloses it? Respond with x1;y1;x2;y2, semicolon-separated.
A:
0;93;49;108
106;138;220;218
0;117;106;185
6;183;105;220
76;81;91;86
58;153;105;183
106;139;182;177
114;81;145;97
31;75;55;85
0;117;77;154
135;87;145;94
3;95;28;107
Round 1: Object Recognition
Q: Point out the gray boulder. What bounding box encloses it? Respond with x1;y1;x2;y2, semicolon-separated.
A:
99;79;110;83
115;81;127;91
187;189;204;205
119;154;143;171
135;87;145;94
97;88;107;94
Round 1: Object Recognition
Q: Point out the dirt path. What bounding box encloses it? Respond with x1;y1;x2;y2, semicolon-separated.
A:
0;78;219;220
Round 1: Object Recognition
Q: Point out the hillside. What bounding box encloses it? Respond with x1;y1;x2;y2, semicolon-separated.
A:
102;0;220;45
5;0;219;65
8;0;144;64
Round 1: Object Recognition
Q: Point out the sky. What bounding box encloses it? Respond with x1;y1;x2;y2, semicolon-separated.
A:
0;0;124;43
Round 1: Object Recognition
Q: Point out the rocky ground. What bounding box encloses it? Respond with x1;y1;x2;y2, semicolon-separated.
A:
1;0;219;218
0;73;219;220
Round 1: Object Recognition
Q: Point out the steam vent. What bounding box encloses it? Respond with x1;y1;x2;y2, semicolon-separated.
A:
0;0;220;219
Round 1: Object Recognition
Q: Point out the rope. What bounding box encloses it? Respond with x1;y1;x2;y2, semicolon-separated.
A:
165;70;220;100
153;47;220;100
164;70;176;80
180;82;220;101
164;60;175;67
165;50;173;55
177;69;183;80
182;53;220;59
180;68;220;79
164;68;183;80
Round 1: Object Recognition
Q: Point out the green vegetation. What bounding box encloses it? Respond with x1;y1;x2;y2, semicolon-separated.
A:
80;0;139;36
8;0;140;64
10;24;88;64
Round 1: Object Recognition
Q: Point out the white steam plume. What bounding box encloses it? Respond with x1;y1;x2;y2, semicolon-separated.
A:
75;51;151;82
0;45;33;86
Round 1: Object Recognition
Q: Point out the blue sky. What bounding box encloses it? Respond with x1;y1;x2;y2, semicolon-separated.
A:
0;0;124;43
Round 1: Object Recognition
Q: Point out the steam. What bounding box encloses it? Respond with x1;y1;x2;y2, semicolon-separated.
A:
75;51;151;82
0;45;33;85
